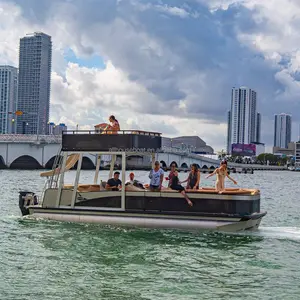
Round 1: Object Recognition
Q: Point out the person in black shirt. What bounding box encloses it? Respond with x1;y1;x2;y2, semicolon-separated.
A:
170;170;193;206
105;171;122;191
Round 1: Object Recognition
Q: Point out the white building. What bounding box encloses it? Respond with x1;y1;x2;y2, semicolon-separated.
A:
274;113;291;149
0;66;18;134
17;32;52;135
295;142;300;170
47;122;67;135
227;87;261;154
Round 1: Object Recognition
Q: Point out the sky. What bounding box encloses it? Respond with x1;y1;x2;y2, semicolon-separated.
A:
1;0;300;153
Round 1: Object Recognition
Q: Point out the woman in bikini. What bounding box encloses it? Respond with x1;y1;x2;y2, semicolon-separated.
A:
170;169;193;206
105;115;120;133
95;115;120;134
206;160;237;192
180;164;200;190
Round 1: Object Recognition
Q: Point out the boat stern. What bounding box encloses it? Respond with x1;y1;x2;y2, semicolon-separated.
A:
19;191;38;216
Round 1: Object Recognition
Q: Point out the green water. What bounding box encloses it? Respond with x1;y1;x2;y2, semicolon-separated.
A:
1;170;300;299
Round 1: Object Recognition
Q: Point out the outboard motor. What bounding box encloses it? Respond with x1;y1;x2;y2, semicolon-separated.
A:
19;191;38;216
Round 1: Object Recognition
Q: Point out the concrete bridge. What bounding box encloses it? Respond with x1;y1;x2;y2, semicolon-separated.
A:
0;134;287;171
0;134;221;170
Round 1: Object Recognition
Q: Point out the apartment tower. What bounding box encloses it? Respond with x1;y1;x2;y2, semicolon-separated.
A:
0;66;18;134
274;113;292;148
16;32;52;134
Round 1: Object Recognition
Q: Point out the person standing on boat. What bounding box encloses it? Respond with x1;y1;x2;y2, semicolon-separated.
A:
180;164;200;190
206;160;237;192
149;161;164;191
170;169;193;206
106;171;122;191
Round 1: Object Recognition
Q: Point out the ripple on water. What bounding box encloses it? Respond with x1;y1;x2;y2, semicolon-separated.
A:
0;170;300;299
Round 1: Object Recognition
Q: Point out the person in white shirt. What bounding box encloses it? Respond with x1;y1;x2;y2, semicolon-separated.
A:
149;161;164;191
125;172;135;185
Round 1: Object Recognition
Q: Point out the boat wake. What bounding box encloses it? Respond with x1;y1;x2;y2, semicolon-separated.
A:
248;226;300;241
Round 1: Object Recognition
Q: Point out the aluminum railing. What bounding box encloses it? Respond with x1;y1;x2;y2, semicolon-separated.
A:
0;134;62;143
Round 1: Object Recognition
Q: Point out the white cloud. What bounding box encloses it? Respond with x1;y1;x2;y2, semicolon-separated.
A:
1;0;300;153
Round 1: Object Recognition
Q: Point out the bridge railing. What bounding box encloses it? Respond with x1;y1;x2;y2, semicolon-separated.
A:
0;134;62;143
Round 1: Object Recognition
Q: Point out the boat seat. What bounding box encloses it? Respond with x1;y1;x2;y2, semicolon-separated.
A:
63;184;101;192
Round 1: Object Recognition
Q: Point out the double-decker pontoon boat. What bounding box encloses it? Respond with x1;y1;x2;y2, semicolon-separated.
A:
18;130;266;232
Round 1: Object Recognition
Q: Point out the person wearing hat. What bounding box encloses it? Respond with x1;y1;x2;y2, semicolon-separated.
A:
125;172;145;189
125;172;135;185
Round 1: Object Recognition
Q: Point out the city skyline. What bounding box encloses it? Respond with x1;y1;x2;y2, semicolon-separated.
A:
274;113;292;149
16;32;52;135
0;65;18;134
1;1;300;152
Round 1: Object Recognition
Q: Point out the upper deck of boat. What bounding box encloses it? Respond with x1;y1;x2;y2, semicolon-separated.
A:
62;130;162;152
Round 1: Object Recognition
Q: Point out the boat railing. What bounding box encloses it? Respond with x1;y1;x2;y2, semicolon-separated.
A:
62;129;162;136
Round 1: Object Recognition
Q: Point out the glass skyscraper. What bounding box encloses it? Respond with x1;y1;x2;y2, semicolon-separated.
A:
16;32;52;134
274;113;292;148
0;66;18;134
227;87;261;154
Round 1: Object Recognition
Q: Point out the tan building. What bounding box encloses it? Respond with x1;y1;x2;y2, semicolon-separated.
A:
273;142;295;156
162;136;214;154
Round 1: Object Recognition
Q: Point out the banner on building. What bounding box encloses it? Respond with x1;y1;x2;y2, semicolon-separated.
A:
231;143;256;156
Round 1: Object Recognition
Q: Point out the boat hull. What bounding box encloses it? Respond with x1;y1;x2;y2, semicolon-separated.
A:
26;207;266;232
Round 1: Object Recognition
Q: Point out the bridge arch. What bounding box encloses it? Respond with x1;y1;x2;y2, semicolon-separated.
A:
170;161;178;168
10;155;42;169
210;166;215;170
202;165;208;169
181;162;188;168
74;156;95;170
160;160;167;168
45;155;62;169
0;155;6;169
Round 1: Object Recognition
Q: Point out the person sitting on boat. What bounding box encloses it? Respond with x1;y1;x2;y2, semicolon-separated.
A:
206;160;237;193
94;115;120;134
105;171;122;191
105;115;120;133
125;172;145;189
170;169;193;207
149;161;164;191
180;164;200;190
125;172;135;185
166;163;176;187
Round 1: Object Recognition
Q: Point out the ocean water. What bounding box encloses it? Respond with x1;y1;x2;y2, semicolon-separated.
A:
1;170;300;299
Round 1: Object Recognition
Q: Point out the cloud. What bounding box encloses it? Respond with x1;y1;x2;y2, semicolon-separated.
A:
1;0;300;152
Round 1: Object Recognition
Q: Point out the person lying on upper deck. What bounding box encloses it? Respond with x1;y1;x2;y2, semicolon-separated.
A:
170;169;193;206
180;164;200;190
105;171;122;191
149;161;164;191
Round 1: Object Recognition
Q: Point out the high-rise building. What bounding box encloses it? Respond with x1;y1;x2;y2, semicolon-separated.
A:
256;112;261;143
274;113;292;148
48;122;68;135
16;32;52;135
227;87;261;153
0;66;18;134
226;111;231;153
